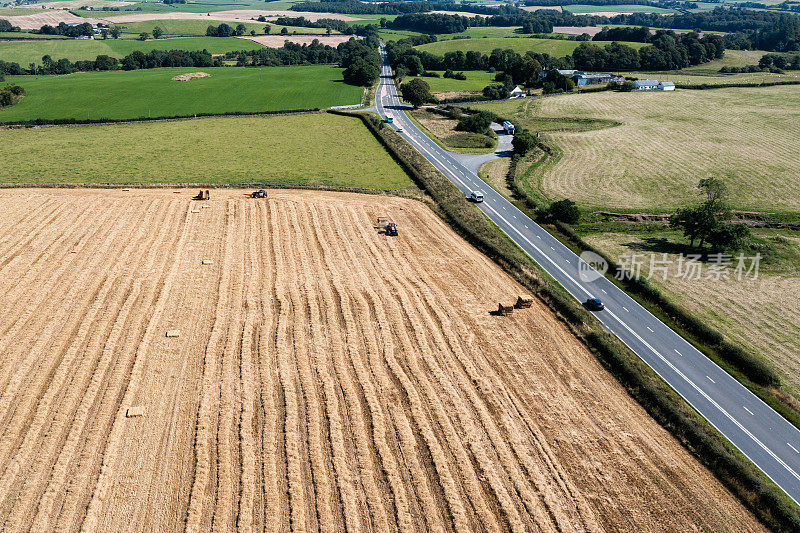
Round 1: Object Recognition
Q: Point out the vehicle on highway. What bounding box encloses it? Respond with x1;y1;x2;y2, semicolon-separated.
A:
584;298;605;311
469;191;484;203
385;114;393;123
396;127;403;132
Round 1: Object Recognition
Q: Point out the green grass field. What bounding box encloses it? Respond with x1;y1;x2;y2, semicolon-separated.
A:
0;7;41;15
0;113;414;188
439;26;525;40
415;37;647;57
0;65;362;122
0;31;71;39
473;86;800;212
0;37;262;65
563;3;675;13
111;19;328;37
411;70;495;93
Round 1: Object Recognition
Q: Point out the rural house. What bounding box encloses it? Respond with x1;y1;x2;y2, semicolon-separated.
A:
509;86;526;98
659;81;676;91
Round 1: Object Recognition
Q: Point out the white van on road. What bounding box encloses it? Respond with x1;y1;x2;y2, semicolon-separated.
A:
469;191;484;203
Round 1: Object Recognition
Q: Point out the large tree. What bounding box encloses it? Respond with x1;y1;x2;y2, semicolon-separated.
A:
670;178;750;250
400;78;434;107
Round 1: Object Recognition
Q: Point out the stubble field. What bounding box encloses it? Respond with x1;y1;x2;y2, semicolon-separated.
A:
0;188;764;532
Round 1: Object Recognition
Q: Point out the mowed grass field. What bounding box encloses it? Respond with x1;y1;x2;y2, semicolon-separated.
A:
0;65;361;122
475;86;800;211
0;37;262;65
583;230;800;392
0;114;412;187
0;187;765;531
415;37;647;57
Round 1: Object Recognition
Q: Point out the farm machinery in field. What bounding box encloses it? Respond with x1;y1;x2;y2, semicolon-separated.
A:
376;217;398;237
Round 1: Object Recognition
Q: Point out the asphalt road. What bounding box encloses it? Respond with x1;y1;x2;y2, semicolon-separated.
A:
376;44;800;505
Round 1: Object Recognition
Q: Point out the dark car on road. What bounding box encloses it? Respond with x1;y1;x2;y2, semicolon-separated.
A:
584;298;605;311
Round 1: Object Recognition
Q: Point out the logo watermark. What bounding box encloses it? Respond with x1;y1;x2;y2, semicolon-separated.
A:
578;251;761;282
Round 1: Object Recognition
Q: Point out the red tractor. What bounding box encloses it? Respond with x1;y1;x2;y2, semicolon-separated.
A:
377;217;398;237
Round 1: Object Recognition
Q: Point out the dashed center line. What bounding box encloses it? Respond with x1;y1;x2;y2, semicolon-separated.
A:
646;326;654;332
706;375;715;384
674;349;683;356
789;443;799;454
622;306;629;312
744;406;754;415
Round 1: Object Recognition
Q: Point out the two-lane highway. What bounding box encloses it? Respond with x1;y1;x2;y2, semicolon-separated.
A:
376;44;800;505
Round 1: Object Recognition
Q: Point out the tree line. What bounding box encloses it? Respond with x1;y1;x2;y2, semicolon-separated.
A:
289;0;524;16
574;30;725;70
0;36;379;86
610;9;800;52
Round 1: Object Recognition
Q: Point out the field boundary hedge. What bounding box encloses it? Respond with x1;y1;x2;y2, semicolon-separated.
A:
0;108;323;128
334;108;800;532
678;79;800;90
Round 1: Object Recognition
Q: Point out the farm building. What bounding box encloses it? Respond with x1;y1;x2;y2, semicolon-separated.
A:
634;80;660;90
659;81;676;91
575;72;623;86
509;86;526;98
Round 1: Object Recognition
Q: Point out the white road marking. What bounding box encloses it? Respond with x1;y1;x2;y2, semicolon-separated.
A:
622;306;629;312
744;406;754;416
565;259;570;264
674;349;682;356
789;443;799;454
707;375;715;384
647;326;654;332
601;289;607;294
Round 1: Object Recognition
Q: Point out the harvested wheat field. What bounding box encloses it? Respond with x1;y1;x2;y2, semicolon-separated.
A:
0;188;763;532
0;10;103;29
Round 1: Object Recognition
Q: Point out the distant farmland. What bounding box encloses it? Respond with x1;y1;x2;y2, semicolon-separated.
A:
415;37;647;57
0;65;362;122
0;37;263;66
476;85;800;211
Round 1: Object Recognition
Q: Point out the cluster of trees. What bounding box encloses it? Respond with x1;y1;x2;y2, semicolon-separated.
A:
455;110;494;134
206;23;249;37
573;31;725;71
670;178;751;251
0;20;20;32
340;36;380;86
758;51;800;69
610;9;800;51
592;25;653;43
0;85;24;108
443;69;466;80
36;22;97;38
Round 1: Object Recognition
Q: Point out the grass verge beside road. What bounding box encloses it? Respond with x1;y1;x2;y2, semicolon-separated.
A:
0;113;415;189
0;65;361;123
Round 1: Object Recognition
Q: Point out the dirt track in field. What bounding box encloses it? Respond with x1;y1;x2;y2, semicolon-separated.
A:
0;188;764;532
